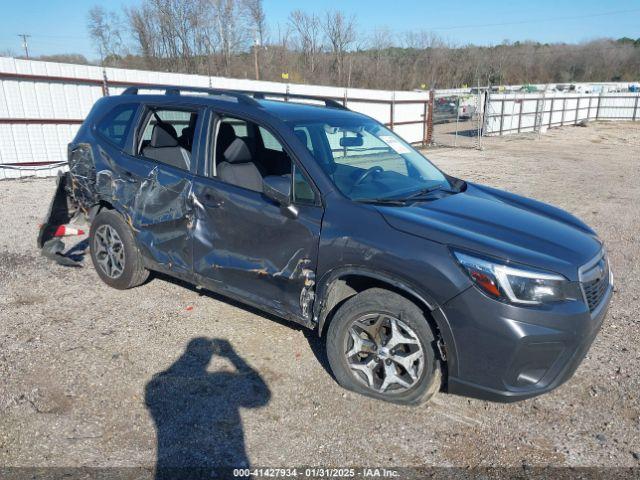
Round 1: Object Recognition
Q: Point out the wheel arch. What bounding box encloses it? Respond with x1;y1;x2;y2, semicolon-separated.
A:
314;267;458;377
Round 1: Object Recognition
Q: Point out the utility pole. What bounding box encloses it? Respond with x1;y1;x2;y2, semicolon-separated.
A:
18;34;31;59
253;29;260;81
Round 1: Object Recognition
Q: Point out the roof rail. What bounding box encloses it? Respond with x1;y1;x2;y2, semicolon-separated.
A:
121;85;260;106
121;84;349;110
250;91;347;109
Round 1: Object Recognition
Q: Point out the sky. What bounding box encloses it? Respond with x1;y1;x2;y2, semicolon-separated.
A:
0;0;638;60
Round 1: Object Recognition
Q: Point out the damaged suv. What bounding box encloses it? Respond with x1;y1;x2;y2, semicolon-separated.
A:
39;86;612;404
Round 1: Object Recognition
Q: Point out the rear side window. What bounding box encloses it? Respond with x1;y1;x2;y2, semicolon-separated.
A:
96;104;137;148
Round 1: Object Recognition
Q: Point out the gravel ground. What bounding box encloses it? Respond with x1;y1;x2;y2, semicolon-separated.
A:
0;122;639;471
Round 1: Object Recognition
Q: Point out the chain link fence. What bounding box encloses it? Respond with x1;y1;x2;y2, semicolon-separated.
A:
431;91;484;149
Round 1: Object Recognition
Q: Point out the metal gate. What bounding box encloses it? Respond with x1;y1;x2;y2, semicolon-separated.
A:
431;90;484;149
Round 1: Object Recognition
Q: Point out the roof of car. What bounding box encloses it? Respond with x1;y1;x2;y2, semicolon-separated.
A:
115;88;371;125
255;99;369;124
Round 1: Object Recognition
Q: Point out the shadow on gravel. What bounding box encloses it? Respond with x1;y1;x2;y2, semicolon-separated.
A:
152;272;335;380
145;337;271;479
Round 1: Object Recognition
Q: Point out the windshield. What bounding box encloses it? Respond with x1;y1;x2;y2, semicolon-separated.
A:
287;117;452;202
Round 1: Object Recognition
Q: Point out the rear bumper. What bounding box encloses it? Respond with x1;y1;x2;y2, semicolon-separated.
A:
441;283;612;402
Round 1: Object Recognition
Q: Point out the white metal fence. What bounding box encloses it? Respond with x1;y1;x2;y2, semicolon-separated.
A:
0;57;429;179
484;91;640;136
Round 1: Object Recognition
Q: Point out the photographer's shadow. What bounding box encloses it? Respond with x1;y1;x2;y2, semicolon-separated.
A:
145;337;271;479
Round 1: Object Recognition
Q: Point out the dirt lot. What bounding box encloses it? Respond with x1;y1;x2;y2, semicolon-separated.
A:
0;122;639;472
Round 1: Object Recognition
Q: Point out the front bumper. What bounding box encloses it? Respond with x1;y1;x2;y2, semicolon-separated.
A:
441;282;612;402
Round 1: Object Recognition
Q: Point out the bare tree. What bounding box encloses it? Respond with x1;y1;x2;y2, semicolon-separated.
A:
242;0;266;79
289;10;322;79
85;2;640;89
208;0;250;76
322;11;356;85
88;6;125;65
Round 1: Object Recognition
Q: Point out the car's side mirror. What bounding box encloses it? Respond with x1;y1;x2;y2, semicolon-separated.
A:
262;175;291;206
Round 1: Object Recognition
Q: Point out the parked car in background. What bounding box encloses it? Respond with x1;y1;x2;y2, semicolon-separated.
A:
38;86;613;405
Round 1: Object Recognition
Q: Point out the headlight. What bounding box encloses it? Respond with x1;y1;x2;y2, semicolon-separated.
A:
453;250;582;305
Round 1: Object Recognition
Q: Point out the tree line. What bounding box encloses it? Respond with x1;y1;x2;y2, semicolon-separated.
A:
50;1;640;90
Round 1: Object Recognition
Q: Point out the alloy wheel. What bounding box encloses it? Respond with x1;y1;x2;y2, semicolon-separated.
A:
344;313;425;393
93;224;125;279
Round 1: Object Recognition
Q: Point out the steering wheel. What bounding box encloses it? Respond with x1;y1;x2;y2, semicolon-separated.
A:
350;166;383;193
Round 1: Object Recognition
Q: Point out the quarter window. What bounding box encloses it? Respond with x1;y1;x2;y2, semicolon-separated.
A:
96;104;137;148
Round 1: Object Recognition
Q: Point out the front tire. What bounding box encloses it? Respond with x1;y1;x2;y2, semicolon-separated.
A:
326;288;442;405
90;209;149;290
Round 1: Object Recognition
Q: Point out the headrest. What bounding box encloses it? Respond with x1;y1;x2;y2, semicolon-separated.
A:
219;122;235;139
150;123;178;148
223;137;253;164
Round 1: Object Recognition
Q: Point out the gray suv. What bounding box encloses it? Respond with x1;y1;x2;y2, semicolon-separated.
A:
38;86;613;405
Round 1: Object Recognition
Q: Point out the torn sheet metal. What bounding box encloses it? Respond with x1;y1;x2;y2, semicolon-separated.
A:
299;268;316;319
37;172;75;249
37;172;89;267
39;138;323;326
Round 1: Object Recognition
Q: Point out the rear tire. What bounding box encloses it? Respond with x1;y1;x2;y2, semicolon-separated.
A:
90;209;149;290
326;288;441;405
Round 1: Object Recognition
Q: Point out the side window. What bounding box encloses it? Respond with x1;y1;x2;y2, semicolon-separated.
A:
213;115;316;203
139;109;197;153
96;104;137;148
136;108;198;171
221;117;249;138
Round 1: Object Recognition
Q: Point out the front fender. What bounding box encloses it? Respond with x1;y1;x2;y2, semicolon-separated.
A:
314;266;461;379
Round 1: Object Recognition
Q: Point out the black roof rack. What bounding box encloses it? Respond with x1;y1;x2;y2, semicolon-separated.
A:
121;85;260;106
121;84;349;110
250;91;347;109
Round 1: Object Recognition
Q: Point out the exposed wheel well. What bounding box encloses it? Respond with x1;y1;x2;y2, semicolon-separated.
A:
319;274;439;338
318;273;449;383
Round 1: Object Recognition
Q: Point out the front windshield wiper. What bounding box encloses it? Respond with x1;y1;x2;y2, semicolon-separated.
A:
402;184;459;200
356;198;410;206
355;184;462;207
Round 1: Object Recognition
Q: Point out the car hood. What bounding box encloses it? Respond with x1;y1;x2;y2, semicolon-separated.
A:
377;182;602;280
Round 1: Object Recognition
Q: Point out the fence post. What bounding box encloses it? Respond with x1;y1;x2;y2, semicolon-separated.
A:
633;94;639;121
560;97;567;126
517;98;523;133
549;98;554;128
422;99;428;146
389;92;395;130
596;91;602;120
101;68;109;96
424;90;434;146
499;97;505;135
481;90;490;141
476;83;483;150
575;97;581;124
343;88;348;109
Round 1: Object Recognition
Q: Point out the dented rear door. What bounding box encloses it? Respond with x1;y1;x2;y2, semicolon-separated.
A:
94;146;195;277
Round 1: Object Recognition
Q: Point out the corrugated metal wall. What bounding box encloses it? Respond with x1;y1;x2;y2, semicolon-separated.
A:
0;57;430;179
484;91;640;136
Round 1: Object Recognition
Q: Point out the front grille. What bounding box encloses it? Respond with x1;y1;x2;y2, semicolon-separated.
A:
579;252;610;312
